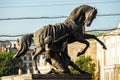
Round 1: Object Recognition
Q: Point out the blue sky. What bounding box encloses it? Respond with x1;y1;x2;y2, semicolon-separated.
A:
0;0;120;40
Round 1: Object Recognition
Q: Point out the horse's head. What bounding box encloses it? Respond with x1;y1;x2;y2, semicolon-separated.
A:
84;7;97;27
67;5;97;27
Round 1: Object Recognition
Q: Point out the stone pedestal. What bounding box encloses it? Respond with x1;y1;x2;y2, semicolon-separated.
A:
32;74;92;80
1;74;32;80
1;74;92;80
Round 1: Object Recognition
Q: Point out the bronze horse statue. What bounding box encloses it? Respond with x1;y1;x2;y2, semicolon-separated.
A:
13;5;107;74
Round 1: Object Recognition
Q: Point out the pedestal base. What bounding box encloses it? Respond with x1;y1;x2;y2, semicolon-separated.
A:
32;74;92;80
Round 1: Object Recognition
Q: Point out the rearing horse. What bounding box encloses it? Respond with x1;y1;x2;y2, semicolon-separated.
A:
13;5;107;73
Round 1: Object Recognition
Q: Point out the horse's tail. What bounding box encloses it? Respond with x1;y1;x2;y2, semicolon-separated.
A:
13;33;33;58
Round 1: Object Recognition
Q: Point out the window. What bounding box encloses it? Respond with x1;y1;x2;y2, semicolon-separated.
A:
24;56;27;61
29;63;32;67
29;56;32;61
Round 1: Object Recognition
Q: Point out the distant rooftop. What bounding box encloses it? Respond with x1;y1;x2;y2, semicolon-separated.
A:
86;21;120;36
86;31;102;36
117;22;120;28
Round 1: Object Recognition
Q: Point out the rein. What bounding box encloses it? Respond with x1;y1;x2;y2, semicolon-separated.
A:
53;19;84;44
53;19;85;52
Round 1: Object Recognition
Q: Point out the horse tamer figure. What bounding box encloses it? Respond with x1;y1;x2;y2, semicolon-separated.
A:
13;5;107;74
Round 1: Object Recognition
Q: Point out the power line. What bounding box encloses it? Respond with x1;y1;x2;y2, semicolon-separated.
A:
0;13;120;21
98;14;120;16
1;0;120;5
0;40;16;42
0;34;23;37
0;1;120;8
0;16;67;21
86;28;117;32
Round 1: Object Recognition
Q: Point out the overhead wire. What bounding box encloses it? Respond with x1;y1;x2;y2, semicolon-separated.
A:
0;13;120;21
0;1;120;8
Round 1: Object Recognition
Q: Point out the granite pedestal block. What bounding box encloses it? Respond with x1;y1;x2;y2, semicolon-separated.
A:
32;74;92;80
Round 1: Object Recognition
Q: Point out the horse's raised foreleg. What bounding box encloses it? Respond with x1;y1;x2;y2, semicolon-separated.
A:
32;47;44;74
84;34;107;49
77;39;90;56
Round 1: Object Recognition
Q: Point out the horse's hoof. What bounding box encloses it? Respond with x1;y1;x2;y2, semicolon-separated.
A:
77;52;83;57
103;46;107;50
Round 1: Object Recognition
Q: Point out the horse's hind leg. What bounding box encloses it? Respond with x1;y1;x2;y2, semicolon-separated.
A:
32;47;44;74
13;40;28;58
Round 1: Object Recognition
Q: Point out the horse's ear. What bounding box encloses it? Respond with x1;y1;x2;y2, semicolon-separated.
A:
92;7;97;15
94;7;97;12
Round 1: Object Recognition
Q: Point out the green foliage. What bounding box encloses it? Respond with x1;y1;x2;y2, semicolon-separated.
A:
0;52;23;76
70;55;96;78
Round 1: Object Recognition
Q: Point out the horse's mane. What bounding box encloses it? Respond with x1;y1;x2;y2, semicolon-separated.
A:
65;5;97;26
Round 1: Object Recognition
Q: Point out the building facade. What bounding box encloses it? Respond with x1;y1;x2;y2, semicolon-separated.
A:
97;22;120;80
0;41;12;52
